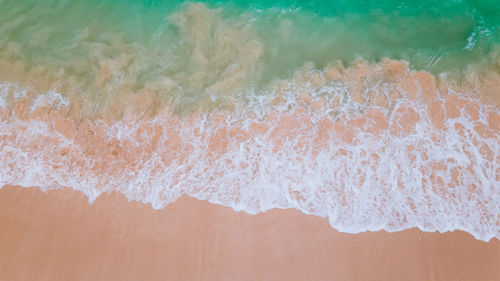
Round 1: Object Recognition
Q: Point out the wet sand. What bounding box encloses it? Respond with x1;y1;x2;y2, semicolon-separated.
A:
1;185;499;281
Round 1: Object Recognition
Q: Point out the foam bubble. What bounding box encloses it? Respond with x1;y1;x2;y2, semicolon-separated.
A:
30;90;69;112
0;84;9;109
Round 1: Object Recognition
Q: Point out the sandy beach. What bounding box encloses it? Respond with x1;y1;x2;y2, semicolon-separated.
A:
1;185;499;281
1;1;500;280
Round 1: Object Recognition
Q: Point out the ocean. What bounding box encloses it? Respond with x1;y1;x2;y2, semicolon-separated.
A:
0;0;499;241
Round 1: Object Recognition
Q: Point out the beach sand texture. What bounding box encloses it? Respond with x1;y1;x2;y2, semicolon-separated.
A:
1;185;500;281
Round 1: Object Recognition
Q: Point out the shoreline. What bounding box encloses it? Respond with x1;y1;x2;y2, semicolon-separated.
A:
1;185;499;281
2;69;498;241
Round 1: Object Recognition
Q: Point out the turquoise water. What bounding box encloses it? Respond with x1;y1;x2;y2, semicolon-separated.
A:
1;0;499;113
1;0;499;76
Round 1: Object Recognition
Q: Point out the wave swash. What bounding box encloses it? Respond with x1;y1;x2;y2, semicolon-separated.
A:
0;2;499;241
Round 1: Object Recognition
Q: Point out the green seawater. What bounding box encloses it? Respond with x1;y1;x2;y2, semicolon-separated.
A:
0;0;499;112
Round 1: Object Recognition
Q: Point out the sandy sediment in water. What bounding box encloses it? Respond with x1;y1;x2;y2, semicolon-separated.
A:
0;185;499;281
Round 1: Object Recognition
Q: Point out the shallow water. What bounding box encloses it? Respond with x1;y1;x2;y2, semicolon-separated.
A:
1;0;499;114
0;0;499;241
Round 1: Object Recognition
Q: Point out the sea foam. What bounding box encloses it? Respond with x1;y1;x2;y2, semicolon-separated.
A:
0;60;498;241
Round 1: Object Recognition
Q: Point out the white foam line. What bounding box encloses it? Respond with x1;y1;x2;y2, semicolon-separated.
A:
0;81;499;242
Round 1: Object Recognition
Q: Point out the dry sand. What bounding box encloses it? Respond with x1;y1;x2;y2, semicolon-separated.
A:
1;185;499;281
